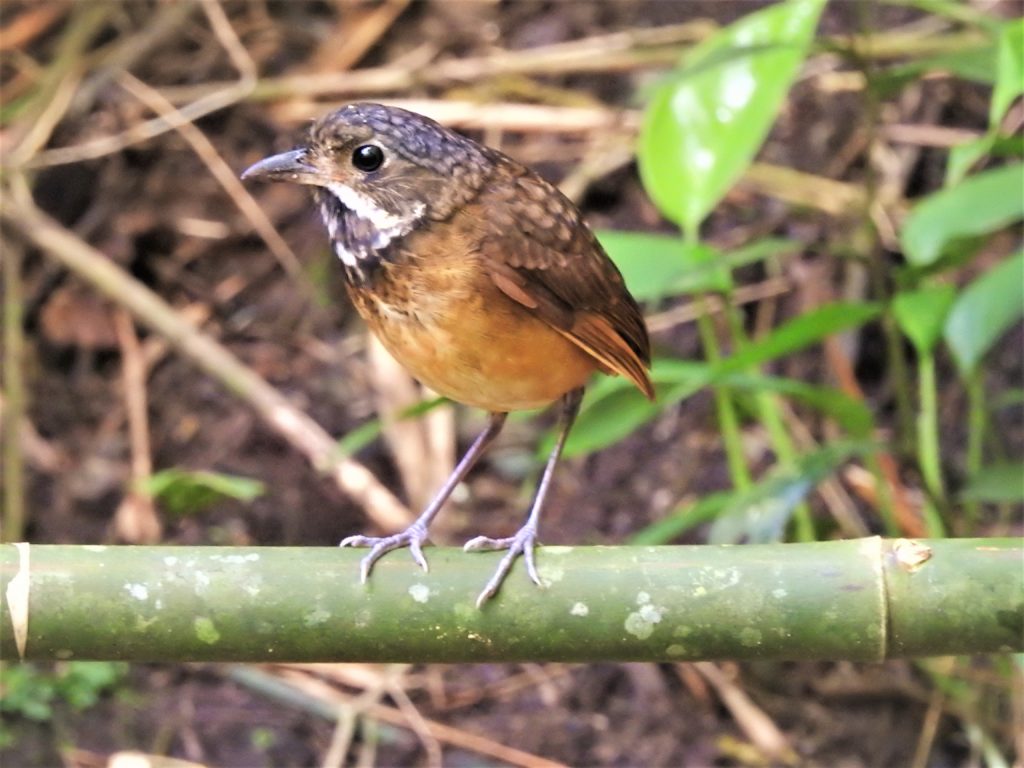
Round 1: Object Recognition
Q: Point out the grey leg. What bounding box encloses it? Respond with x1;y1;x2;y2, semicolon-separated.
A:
464;387;585;607
340;411;508;581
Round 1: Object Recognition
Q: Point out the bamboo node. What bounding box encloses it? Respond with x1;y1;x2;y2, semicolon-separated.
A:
893;538;933;573
5;542;31;659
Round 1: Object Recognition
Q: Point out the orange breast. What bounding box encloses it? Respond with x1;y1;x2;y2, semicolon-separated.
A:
348;241;596;412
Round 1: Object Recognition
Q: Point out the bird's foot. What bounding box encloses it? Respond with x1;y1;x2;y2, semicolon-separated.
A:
464;525;540;608
339;522;431;582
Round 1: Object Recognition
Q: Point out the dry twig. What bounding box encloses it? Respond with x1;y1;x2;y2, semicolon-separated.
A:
115;71;304;282
261;667;569;768
690;662;797;765
111;309;162;544
1;182;411;531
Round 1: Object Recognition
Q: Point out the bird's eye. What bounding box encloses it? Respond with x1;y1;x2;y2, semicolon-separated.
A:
351;144;384;172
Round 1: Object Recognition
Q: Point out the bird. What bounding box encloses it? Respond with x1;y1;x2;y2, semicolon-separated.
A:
243;102;653;607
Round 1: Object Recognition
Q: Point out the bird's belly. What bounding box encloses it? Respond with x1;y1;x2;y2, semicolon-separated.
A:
353;288;596;412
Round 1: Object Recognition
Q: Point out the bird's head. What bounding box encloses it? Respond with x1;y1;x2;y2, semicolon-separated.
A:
242;103;491;276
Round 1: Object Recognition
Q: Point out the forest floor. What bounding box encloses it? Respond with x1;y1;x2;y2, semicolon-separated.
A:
2;1;1021;766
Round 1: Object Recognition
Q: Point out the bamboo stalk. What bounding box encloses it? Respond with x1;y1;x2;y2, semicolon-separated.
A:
1;538;1019;663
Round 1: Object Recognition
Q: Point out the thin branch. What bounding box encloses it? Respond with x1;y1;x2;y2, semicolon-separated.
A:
160;20;717;106
646;278;792;334
112;309;162;544
115;71;304;282
22;0;256;172
232;666;569;768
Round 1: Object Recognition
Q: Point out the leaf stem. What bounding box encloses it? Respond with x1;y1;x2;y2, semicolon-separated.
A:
697;301;752;491
723;301;815;541
917;352;945;503
963;369;986;527
2;239;26;542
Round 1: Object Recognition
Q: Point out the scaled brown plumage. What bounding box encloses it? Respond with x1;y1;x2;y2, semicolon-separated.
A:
243;103;653;606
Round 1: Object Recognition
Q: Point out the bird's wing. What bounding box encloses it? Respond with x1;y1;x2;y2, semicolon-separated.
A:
477;159;654;399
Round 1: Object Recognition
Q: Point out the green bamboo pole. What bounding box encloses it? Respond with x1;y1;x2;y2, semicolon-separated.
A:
1;539;1020;663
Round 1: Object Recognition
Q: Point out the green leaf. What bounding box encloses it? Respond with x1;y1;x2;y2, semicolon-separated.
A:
336;396;449;457
892;284;957;353
884;44;996;88
993;388;1024;410
720;302;882;372
944;133;1023;188
902;163;1024;266
598;232;801;302
722;237;802;269
991;18;1024;129
0;665;55;721
337;419;384;456
709;441;876;544
630;491;733;545
713;372;875;438
565;303;880;456
55;662;127;710
596;232;730;299
561;374;666;457
946;135;996;188
944;251;1024;373
960;463;1024;502
638;0;825;236
142;469;265;516
895;0;1001;31
946;20;1024;187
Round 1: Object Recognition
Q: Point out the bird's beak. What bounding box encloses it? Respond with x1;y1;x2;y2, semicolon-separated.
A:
241;148;324;185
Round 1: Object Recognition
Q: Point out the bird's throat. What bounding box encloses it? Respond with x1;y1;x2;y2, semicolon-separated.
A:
315;185;421;285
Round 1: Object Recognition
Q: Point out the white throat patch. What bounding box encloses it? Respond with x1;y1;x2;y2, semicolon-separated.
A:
323;183;424;268
326;183;406;231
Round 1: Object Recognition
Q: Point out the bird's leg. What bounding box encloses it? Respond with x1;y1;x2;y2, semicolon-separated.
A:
465;387;585;607
341;411;508;581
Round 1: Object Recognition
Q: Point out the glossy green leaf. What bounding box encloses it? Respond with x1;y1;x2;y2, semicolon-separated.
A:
142;469;265;516
960;463;1024;502
596;232;730;299
902;163;1024;266
598;232;801;302
638;0;825;236
944;251;1024;373
892;284;957;353
991;18;1024;129
709;441;876;544
946;20;1024;187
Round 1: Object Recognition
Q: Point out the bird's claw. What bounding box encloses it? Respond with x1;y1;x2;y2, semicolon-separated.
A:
339;523;431;581
464;525;541;607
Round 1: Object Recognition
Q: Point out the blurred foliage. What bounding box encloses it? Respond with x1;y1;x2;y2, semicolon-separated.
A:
141;469;265;517
0;662;127;746
582;0;1024;547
